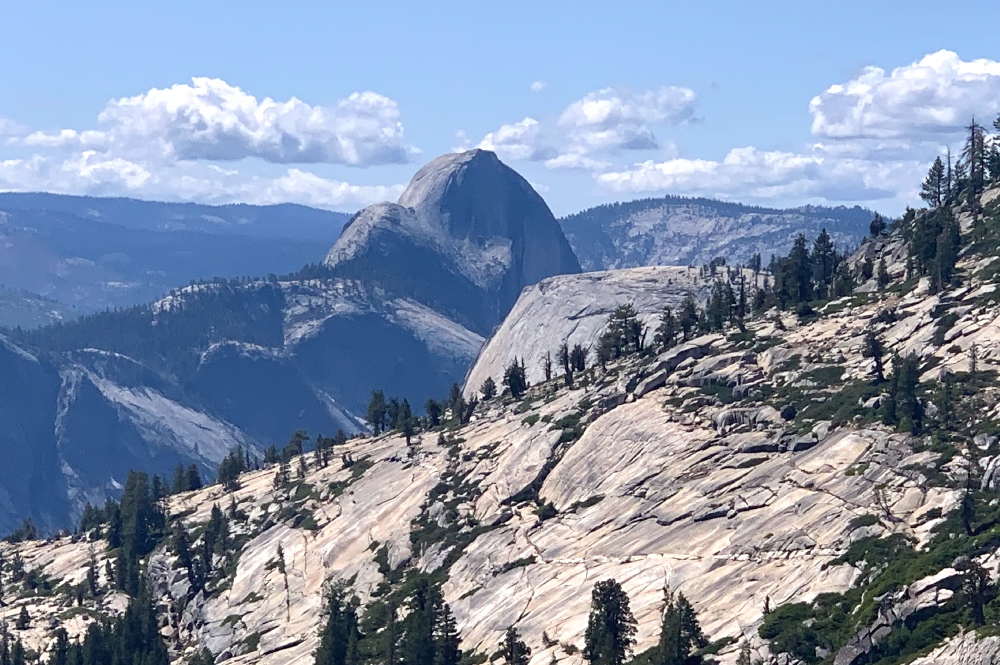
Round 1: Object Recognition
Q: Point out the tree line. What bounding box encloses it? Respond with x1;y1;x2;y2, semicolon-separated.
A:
314;577;731;665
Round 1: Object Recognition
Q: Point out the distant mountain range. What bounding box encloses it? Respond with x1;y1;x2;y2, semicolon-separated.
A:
560;195;874;271
0;193;348;320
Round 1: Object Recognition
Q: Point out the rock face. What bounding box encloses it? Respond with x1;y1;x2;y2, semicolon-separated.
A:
0;278;485;534
560;196;872;271
15;204;1000;664
326;150;581;333
465;266;732;391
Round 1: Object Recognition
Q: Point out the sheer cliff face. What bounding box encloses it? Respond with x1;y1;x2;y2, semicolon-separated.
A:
325;150;581;334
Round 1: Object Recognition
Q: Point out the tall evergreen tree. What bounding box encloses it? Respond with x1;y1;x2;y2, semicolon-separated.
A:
315;584;362;665
811;229;837;299
367;390;389;435
583;579;637;665
480;377;497;400
433;603;461;665
654;307;678;350
920;156;946;208
557;343;573;388
401;580;442;665
503;358;529;399
499;626;531;665
657;590;706;665
678;297;699;341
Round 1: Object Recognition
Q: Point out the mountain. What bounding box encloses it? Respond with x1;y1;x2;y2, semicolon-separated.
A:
325;149;581;334
8;185;1000;664
0;286;78;328
464;265;722;391
560;195;874;271
0;150;584;534
0;194;348;312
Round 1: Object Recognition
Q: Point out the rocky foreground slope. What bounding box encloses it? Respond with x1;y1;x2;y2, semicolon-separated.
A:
11;184;1000;664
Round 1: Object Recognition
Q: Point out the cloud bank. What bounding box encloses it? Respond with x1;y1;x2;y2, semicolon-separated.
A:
1;78;413;209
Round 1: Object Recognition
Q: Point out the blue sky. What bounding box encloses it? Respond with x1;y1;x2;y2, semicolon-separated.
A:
1;0;999;216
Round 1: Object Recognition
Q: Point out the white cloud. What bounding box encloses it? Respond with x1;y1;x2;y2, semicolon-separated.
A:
594;52;1000;210
0;78;411;210
543;152;610;171
0;118;26;137
558;86;697;152
530;81;546;93
596;145;922;205
810;50;1000;140
476;118;554;161
474;85;698;172
17;78;414;167
0;152;403;210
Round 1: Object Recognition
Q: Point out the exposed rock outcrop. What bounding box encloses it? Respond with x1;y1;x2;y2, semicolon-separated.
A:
325;150;581;333
465;266;722;391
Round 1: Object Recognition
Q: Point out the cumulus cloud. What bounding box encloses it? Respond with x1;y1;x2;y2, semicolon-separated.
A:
596;146;921;204
473;85;697;172
594;52;1000;209
0;78;411;210
530;81;546;93
475;118;555;162
17;78;414;167
810;50;1000;140
0;118;26;137
558;86;697;152
0;152;403;210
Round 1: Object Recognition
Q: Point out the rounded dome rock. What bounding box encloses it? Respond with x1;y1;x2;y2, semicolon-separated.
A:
324;149;580;334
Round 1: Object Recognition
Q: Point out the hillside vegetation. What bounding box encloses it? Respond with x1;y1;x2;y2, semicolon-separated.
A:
5;127;1000;664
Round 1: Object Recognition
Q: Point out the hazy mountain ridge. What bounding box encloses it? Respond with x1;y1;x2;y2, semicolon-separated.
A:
0;194;347;313
560;195;874;270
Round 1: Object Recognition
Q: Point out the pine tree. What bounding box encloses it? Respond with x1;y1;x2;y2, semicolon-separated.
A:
656;590;706;665
398;399;417;445
503;358;529;399
920;156;946;208
367;390;389;435
583;579;637;665
541;351;553;382
172;463;188;494
480;377;497;400
186;464;203;492
448;384;466;424
433;602;461;665
876;259;890;290
811;229;837;299
50;628;69;665
557;343;573;388
869;213;887;238
654;307;678;350
499;626;531;665
15;606;29;630
597;304;646;358
424;399;442;428
570;344;589;373
963;118;988;239
862;328;885;382
401;579;441;665
315;584;362;665
678;297;699;341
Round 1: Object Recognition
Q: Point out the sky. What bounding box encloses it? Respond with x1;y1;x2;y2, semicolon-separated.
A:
1;0;1000;217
